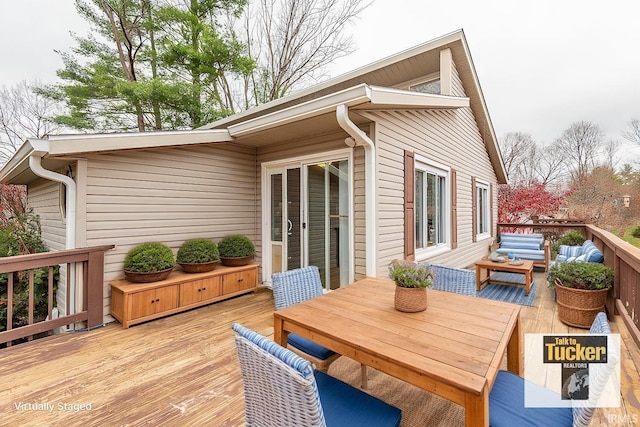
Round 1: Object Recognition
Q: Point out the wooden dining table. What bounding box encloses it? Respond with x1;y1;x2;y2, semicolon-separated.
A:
273;277;522;427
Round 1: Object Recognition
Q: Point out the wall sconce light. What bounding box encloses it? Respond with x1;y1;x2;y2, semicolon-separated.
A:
623;194;631;208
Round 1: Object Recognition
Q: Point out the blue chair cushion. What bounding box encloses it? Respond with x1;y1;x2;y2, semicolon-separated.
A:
288;333;337;360
315;370;402;427
490;370;573;427
495;248;547;261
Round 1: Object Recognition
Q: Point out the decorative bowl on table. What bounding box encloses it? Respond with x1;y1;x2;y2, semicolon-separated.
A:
489;252;506;263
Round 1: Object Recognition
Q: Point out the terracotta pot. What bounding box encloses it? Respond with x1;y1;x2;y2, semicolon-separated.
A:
124;267;174;283
394;286;427;312
178;260;220;273
220;255;254;267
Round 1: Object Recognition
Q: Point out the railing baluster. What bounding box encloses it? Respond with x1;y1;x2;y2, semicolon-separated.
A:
48;266;54;322
7;273;13;347
28;269;34;341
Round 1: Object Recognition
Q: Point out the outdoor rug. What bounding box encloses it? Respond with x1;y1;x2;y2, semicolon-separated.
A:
328;357;465;427
477;271;537;306
435;271;537;306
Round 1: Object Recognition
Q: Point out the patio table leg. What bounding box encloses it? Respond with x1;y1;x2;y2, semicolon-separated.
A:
465;385;489;427
507;316;522;376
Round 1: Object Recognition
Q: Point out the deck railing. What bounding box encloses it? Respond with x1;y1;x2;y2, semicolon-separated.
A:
0;245;114;346
497;221;640;349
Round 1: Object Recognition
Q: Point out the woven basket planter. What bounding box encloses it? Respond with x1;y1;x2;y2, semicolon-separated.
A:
178;260;220;273
220;255;254;267
394;286;427;312
555;283;609;329
124;267;174;283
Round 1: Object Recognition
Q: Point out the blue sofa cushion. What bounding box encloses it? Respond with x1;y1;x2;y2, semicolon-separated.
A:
315;370;402;427
557;241;603;264
499;233;544;250
288;333;336;361
495;248;547;261
582;241;604;263
489;370;573;427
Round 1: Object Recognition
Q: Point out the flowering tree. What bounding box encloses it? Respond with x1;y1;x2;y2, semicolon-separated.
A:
498;182;565;224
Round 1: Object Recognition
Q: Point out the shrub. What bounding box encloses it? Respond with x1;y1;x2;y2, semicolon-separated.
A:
388;260;434;288
549;261;613;291
632;225;640;239
177;238;219;263
0;201;57;335
124;242;175;273
218;235;255;258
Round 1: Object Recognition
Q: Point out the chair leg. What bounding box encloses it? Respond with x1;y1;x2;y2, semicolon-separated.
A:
360;364;368;390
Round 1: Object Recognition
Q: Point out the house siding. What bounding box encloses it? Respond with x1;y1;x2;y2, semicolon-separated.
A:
366;61;498;276
81;143;259;317
28;176;68;315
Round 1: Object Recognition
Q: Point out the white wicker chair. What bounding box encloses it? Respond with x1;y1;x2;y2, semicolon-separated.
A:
272;266;368;388
489;312;618;426
232;323;402;427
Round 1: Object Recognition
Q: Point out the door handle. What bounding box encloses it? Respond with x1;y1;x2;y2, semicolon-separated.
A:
287;219;293;232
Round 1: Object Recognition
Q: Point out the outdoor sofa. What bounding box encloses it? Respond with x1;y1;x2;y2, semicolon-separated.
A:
495;233;550;272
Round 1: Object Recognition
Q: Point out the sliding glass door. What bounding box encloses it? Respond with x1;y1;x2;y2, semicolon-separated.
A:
265;154;351;290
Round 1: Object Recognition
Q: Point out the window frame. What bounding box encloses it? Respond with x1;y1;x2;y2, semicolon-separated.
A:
414;155;450;259
475;179;491;239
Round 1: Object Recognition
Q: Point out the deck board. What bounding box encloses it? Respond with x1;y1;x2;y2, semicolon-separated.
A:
1;274;639;426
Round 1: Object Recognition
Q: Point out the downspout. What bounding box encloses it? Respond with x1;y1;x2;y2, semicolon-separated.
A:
336;104;376;277
28;142;78;320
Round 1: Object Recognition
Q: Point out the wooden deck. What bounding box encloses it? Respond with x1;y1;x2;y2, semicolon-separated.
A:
2;274;640;426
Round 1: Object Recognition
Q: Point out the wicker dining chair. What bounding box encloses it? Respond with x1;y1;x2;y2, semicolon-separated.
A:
232;323;402;427
489;312;618;426
272;266;368;388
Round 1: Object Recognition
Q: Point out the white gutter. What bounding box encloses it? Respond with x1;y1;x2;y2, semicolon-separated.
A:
336;104;377;277
28;141;76;250
28;139;78;319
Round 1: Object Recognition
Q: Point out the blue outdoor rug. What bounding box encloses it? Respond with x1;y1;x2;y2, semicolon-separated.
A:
435;271;537;306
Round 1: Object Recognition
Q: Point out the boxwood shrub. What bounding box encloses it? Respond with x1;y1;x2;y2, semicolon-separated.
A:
124;242;175;273
218;235;255;258
177;238;219;263
549;261;613;290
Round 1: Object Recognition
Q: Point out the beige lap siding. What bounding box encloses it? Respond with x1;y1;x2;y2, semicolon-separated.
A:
82;143;259;317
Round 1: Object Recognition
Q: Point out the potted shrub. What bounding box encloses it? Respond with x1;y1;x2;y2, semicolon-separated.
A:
177;238;220;273
549;261;613;328
218;235;255;266
388;260;434;312
124;242;175;283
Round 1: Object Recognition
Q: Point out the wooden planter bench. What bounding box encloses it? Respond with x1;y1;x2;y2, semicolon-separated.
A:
110;263;258;328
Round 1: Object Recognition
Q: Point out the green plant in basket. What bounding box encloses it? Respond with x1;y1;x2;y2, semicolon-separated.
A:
549;261;613;291
124;242;175;273
177;238;219;264
388;260;434;288
218;235;255;258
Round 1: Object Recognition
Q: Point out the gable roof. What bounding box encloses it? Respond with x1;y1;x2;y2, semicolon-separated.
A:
0;29;506;184
201;29;505;182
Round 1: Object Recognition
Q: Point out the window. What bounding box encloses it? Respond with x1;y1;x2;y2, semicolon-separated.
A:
476;180;490;236
414;158;449;253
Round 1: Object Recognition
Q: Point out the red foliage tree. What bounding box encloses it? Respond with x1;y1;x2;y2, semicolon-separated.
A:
498;182;565;224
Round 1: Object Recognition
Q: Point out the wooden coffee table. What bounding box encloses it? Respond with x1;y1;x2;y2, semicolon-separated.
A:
475;259;534;295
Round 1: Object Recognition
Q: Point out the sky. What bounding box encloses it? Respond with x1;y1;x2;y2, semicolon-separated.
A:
1;0;639;159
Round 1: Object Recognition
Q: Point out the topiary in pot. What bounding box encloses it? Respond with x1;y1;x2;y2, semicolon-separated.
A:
549;261;613;328
124;242;175;283
218;235;255;266
177;238;220;273
388;260;434;312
